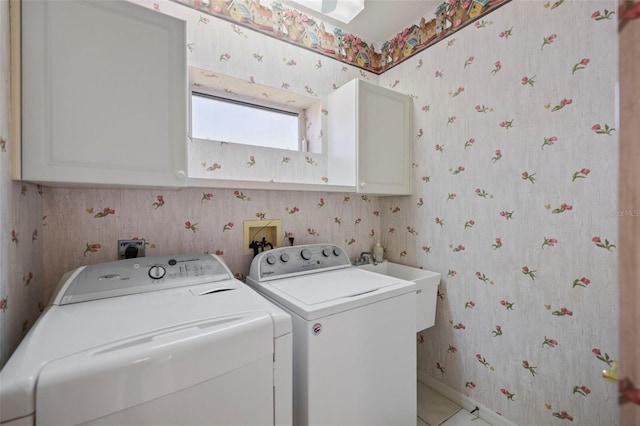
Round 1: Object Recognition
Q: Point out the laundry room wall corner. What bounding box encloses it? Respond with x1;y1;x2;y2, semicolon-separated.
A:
0;0;46;369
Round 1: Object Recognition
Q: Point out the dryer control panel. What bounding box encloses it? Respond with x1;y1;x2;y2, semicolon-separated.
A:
249;244;351;281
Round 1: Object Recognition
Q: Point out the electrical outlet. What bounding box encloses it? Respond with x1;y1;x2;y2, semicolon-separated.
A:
118;239;145;259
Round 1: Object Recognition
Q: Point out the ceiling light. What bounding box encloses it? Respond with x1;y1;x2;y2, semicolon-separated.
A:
290;0;365;24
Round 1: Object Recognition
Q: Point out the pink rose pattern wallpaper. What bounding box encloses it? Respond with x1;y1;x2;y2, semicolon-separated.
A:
0;0;621;425
41;188;382;290
0;3;46;365
378;0;618;423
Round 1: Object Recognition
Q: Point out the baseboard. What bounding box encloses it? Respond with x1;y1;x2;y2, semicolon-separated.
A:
417;370;518;426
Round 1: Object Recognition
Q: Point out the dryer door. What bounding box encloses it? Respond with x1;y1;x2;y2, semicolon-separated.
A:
35;313;274;425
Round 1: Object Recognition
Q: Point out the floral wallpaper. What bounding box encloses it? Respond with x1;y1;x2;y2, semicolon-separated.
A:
174;0;511;74
0;1;45;366
378;0;619;424
0;1;624;425
42;188;381;289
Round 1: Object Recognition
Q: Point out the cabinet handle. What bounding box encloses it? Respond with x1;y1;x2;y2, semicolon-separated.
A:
360;182;366;187
175;170;186;180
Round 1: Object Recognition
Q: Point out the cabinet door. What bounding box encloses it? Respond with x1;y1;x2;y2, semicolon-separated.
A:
21;1;187;187
357;81;413;195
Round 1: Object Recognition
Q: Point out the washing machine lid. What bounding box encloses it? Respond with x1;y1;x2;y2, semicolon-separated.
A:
253;267;415;320
271;268;397;305
34;312;273;426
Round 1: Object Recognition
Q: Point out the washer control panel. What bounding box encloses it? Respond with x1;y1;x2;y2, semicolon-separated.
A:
249;244;351;281
58;254;234;305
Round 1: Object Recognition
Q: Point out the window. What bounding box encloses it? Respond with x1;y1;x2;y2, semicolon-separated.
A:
191;92;306;151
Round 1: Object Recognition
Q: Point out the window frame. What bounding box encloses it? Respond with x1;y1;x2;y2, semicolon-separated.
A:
190;88;308;152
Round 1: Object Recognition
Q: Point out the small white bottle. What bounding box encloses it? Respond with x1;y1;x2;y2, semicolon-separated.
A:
372;241;384;263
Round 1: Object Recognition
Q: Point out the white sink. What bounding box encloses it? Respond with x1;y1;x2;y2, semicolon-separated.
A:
358;262;440;332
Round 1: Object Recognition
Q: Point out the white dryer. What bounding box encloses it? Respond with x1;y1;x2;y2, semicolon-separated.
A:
246;244;416;426
0;254;292;426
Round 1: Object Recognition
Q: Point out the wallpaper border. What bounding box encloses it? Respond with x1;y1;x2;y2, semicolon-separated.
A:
170;0;512;74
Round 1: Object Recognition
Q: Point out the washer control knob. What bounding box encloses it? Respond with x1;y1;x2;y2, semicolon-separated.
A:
333;247;342;257
280;253;290;263
148;265;166;280
300;249;312;260
266;254;277;265
322;248;331;257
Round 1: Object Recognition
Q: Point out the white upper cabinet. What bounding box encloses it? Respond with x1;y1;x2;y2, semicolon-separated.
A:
327;79;413;196
20;0;187;187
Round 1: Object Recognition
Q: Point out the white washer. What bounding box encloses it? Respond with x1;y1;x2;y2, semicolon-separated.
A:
0;254;292;426
246;244;416;426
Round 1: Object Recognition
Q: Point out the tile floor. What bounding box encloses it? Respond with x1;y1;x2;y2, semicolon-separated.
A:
417;381;491;426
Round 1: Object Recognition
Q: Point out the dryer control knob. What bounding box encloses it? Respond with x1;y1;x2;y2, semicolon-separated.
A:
333;247;342;256
148;265;166;280
266;254;277;265
300;249;312;260
322;248;331;257
280;253;290;262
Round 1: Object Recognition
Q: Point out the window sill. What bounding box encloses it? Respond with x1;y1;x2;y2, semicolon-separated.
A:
188;177;356;193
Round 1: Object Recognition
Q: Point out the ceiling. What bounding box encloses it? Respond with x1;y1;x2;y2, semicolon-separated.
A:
282;0;442;46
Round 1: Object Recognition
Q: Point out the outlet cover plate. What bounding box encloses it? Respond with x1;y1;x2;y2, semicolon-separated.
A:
118;239;146;259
